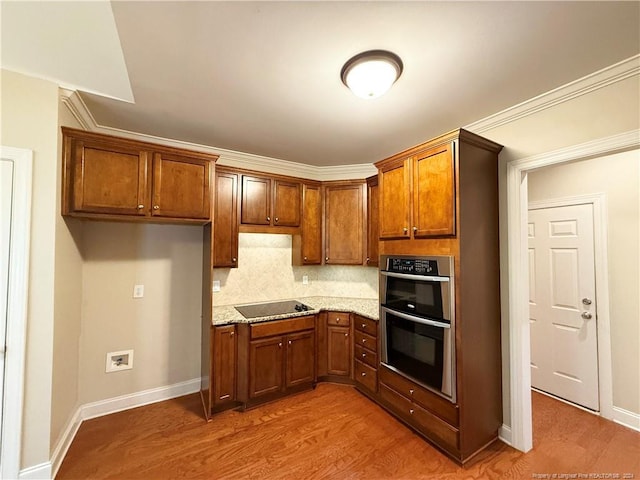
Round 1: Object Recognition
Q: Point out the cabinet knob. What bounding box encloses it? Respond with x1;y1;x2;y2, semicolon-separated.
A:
336;317;340;323
288;340;292;345
361;372;366;377
403;227;408;234
274;217;279;223
409;409;414;415
153;205;160;210
344;333;348;337
362;353;366;358
413;226;418;232
137;204;144;209
325;257;329;262
366;257;370;264
267;216;271;222
230;331;235;337
232;258;237;262
409;389;414;395
362;323;366;328
362;339;366;344
304;256;308;261
278;342;282;348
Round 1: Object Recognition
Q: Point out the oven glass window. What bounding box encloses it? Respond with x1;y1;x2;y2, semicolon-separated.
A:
385;312;444;390
384;276;445;321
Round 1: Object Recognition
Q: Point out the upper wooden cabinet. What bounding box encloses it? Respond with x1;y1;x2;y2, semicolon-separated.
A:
376;129;499;240
213;168;239;268
240;174;301;227
61;128;217;223
324;181;366;265
293;183;323;265
366;175;379;267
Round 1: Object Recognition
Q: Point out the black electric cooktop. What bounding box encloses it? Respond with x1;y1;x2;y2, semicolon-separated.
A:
235;300;311;319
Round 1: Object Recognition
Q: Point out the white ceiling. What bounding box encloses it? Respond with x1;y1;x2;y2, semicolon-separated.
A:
3;1;639;166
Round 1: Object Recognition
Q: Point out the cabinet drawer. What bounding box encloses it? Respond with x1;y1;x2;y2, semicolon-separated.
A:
327;312;351;327
355;316;378;337
250;315;315;339
379;365;458;427
354;360;377;393
354;344;377;368
354;330;377;352
380;383;458;454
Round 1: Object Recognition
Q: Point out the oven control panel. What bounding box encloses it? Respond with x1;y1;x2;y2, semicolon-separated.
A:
388;258;437;275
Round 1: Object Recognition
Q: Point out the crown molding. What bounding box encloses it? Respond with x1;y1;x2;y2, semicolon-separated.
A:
465;54;640;134
58;89;376;181
60;54;639;180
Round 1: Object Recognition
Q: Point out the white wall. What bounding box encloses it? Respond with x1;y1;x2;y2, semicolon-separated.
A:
213;233;378;306
78;222;203;404
528;150;640;414
0;69;59;470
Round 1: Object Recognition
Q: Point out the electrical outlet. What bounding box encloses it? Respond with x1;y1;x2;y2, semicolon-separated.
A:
212;280;221;292
302;275;309;285
106;350;134;373
133;284;144;298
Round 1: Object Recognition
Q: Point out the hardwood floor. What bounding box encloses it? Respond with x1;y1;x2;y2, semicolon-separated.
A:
57;384;640;479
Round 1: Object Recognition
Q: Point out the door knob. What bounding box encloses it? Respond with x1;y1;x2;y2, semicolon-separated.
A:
581;311;593;320
582;298;592;305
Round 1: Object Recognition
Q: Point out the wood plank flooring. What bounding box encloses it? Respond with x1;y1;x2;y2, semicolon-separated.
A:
56;384;640;479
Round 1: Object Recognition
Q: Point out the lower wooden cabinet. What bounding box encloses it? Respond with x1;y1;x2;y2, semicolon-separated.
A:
238;316;316;406
353;314;378;394
211;324;238;409
327;326;351;376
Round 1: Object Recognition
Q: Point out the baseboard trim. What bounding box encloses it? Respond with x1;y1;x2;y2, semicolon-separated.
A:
498;424;512;446
613;406;640;432
18;462;52;480
48;378;201;479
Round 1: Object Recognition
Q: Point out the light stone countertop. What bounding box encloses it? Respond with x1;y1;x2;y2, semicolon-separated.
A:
212;296;379;326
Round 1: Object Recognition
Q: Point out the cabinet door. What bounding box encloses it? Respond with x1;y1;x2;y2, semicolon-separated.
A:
324;183;365;265
413;143;456;237
366;176;379;266
272;180;301;226
71;139;149;216
241;175;271;225
327;325;351;376
249;336;284;398
285;331;315;388
213;325;237;405
300;184;322;264
213;170;239;267
152;152;212;219
378;158;411;239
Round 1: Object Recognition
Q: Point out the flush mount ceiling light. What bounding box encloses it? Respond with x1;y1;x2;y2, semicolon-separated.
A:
341;50;403;99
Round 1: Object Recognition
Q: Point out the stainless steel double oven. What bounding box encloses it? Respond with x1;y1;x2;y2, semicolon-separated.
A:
380;255;456;403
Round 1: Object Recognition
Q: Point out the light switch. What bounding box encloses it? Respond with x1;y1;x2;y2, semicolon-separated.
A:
133;284;144;298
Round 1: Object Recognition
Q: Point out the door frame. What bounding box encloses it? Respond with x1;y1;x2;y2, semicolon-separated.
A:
0;146;33;479
505;130;639;452
528;194;613;417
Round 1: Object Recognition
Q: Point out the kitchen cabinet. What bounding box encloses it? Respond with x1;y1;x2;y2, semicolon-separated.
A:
366;175;379;266
376;139;455;239
213;168;239;267
292;182;323;265
376;128;504;464
353;314;378;395
212;325;237;407
324;181;366;265
61;127;216;223
238;315;316;406
326;312;352;377
240;174;301;227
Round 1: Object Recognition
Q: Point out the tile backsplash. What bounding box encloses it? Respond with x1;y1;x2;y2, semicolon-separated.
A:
213;233;379;305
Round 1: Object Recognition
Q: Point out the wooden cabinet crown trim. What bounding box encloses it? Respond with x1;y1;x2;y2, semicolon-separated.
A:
61;127;220;162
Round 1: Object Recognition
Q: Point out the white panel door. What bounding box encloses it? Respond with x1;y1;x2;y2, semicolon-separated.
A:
528;203;599;411
0;160;13;460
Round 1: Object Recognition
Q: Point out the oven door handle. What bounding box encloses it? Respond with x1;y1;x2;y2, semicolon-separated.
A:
380;271;450;283
381;307;451;329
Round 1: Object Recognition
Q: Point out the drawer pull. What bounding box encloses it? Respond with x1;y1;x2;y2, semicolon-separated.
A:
362;353;366;358
362;339;366;344
361;372;366;377
410;409;414;415
288;340;292;345
409;389;414;395
362;323;366;328
336;317;340;323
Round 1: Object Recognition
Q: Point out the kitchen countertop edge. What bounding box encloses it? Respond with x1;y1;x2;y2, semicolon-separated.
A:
212;296;379;326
